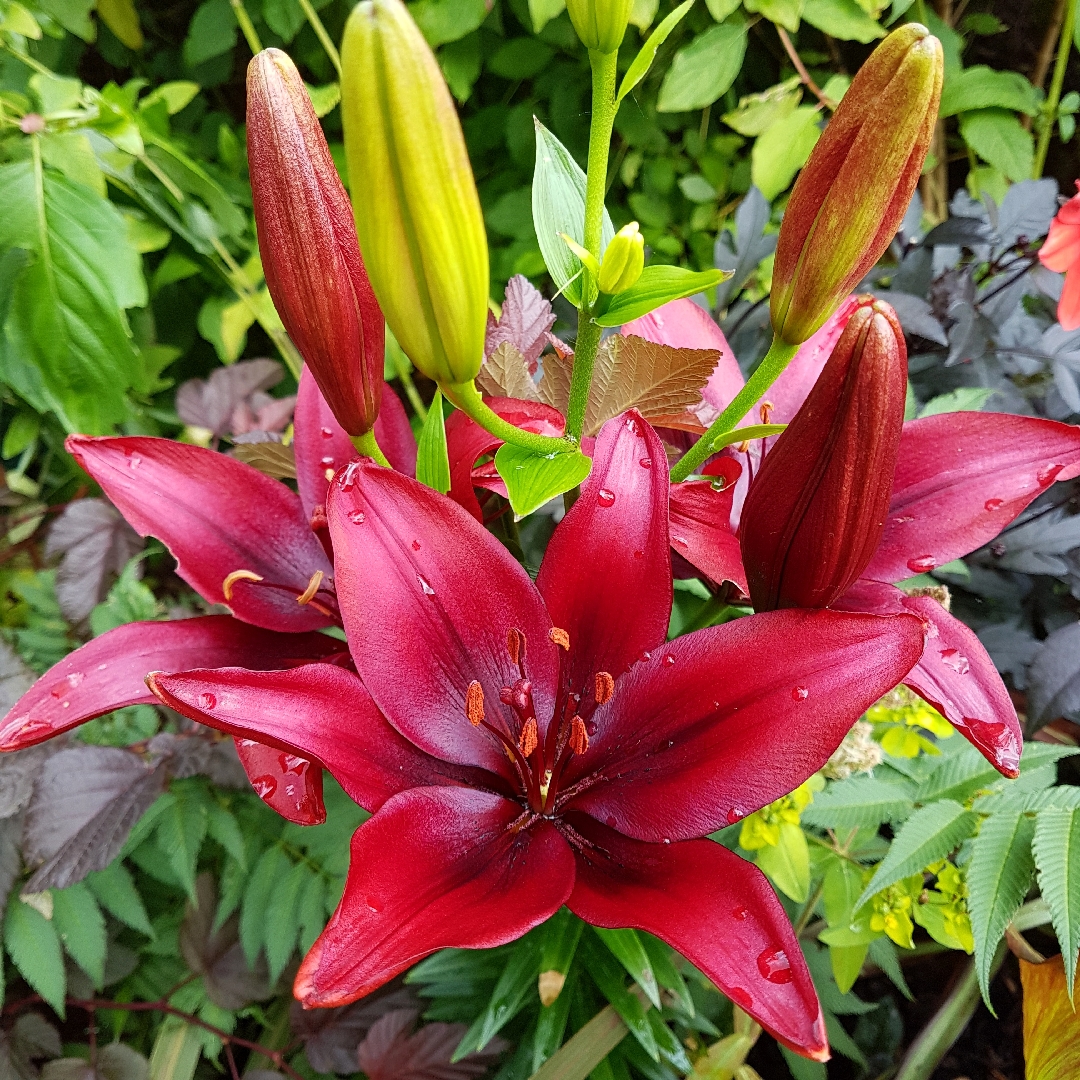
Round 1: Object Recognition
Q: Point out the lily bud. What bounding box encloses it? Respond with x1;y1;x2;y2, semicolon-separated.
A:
598;222;645;295
341;0;488;386
770;25;943;345
247;49;383;436
566;0;631;53
740;297;907;611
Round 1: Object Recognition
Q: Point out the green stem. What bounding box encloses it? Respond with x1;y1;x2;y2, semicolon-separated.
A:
229;0;263;54
296;0;342;76
564;49;620;443
792;882;824;937
351;428;391;468
443;381;573;455
669;335;799;482
1033;0;1076;177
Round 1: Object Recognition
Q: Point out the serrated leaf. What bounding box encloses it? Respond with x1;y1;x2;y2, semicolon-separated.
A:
3;897;65;1016
618;0;696;103
240;845;291;966
940;65;1042;118
476;343;541;402
856;801;978;910
494;444;592;517
960;109;1034;183
1032;808;1080;1000
52;881;106;987
297;869;327;954
916;741;1077;805
265;860;308;984
485;275;555;369
206;804;246;868
154;785;209;898
1029;622;1080;729
594;928;661;1009
594;266;729;327
416;391;451;495
657;20;748;113
867;936;912;1000
86;861;153;936
968;810;1036;1009
359;1008;505;1080
803;774;915;831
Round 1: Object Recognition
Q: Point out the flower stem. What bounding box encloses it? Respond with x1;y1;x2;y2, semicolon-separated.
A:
351;428;390;467
669;336;799;482
296;0;342;76
1033;0;1076;177
229;0;263;54
564;48;619;443
442;380;572;455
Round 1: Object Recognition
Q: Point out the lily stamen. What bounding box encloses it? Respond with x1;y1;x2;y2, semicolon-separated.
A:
297;570;325;606
222;569;264;600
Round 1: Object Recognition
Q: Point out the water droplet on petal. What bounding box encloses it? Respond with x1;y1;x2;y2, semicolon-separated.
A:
348;510;365;524
252;775;277;798
633;550;643;560
606;816;617;828
412;540;421;551
672;535;688;548
1038;463;1062;485
791;686;809;701
757;947;793;984
320;456;335;468
984;498;1004;512
418;575;435;596
727;806;744;825
940;648;970;675
732;907;749;921
640;651;651;662
597;489;616;508
907;554;936;573
365;895;383;912
321;427;333;438
664;654;675;666
727;988;754;1010
128;455;141;470
892;515;915;524
279;753;307;774
97;663;108;671
639;457;652;469
199;692;217;710
625;416;642;436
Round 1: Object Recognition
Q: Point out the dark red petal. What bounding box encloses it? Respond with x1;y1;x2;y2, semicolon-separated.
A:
234;740;326;825
864;414;1080;584
67;435;333;632
668;469;748;593
566;815;826;1061
0;616;342;750
445;398;565;521
537;411;671;685
326;461;556;773
295;787;574;1006
149;664;499;813
836;580;1021;776
563;609;925;841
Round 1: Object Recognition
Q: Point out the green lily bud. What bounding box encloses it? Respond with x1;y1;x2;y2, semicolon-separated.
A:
770;24;943;346
598;222;645;295
341;0;488;386
566;0;631;53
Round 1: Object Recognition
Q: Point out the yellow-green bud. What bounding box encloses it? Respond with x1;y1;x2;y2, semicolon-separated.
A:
598;222;645;295
341;0;488;386
566;0;631;53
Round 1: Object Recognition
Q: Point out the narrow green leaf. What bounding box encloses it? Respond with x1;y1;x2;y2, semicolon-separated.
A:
617;0;696;103
148;1019;202;1080
593;265;729;326
86;862;153;937
638;934;693;1015
541;907;585;975
3;898;65;1016
856;800;978;910
645;1010;691;1072
416;390;451;494
494;444;592;517
803;775;916;831
454;935;540;1059
52;882;107;988
533;968;576;1072
265;860;309;983
780;1044;827;1080
530;999;628;1080
594;928;661;1009
1033;807;1080;1000
580;931;658;1060
240;845;291;966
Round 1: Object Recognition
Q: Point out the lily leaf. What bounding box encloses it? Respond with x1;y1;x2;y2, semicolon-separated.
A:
617;0;696;104
594;266;730;327
416;391;451;494
494;444;592;517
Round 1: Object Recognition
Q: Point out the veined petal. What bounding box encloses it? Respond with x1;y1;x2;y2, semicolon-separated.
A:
864;414;1080;584
295;787;574;1006
68;436;333;632
149;664;500;813
562;609;924;841
668;465;748;594
566;816;826;1061
0;616;343;750
836;580;1021;776
234;740;326;826
326;461;556;774
537;411;671;686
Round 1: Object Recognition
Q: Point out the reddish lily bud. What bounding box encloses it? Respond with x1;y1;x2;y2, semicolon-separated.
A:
770;25;943;345
247;49;384;437
741;297;907;611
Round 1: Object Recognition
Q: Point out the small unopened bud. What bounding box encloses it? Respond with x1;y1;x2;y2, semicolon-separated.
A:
341;0;488;385
566;0;631;53
740;297;907;610
598;223;645;296
538;970;566;1006
770;25;943;345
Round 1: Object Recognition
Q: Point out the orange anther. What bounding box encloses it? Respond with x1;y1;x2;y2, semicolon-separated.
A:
465;681;485;726
507;627;527;665
736;440;750;454
549;627;570;651
569;716;589;755
519;717;538;757
222;569;263;601
759;401;774;425
296;570;325;606
594;671;614;705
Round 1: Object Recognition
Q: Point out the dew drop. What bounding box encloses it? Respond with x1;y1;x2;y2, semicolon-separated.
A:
365;895;383;912
128;455;142;470
1038;463;1062;484
664;654;675;666
412;540;421;551
727;988;753;1010
732;906;749;921
320;456;335;468
907;554;936;573
252;775;277;798
672;535;689;548
791;685;809;701
640;651;651;662
625;416;642;436
633;550;643;560
605;816;617;828
280;753;307;774
892;515;915;524
663;838;670;844
61;701;70;708
417;575;435;596
66;672;84;688
639;457;652;469
939;648;970;675
348;510;365;525
726;806;744;825
321;427;334;438
340;463;360;490
984;498;1004;512
756;947;793;984
597;488;616;508
199;692;217;710
97;663;108;671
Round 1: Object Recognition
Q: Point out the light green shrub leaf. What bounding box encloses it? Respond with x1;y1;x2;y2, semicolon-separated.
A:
3;897;65;1016
495;445;592;517
959;109;1034;182
1032;807;1080;1000
940;66;1042;117
751;105;822;200
657;20;748;113
86;862;153;936
803;774;915;831
416;391;451;494
52;881;106;987
802;0;884;42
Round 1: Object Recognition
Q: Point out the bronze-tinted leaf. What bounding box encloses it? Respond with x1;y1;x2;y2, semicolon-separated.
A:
175;358;284;437
357;1010;505;1080
476;343;541;402
1022;954;1080;1080
485;275;555;368
0;1013;62;1080
230;440;297;480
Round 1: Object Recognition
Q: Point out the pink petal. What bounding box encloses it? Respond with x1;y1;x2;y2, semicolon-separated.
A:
1058;264;1080;332
295;787;574;1006
668;464;748;593
326;461;557;774
562;609;924;841
149;664;492;813
864;414;1080;584
1039;218;1080;273
374;386;418;478
566;815;827;1061
234;740;326;825
836;580;1021;776
537;411;671;687
68;436;333;632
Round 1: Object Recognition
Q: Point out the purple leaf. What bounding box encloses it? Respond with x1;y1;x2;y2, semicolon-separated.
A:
175;358;284;437
357;1009;505;1080
485;276;555;369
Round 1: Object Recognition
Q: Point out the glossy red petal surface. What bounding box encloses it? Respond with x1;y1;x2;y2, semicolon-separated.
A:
326;461;556;774
0;615;342;751
234;739;326;825
374;385;418;478
537;411;671;686
295;787;574;1006
566;816;827;1061
563;609;924;841
295;365;358;522
837;580;1021;776
68;436;333;632
864;414;1080;584
668;468;748;593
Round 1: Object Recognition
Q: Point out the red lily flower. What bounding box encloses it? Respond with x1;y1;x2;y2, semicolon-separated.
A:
1038;181;1080;332
0;380;416;823
147;410;924;1058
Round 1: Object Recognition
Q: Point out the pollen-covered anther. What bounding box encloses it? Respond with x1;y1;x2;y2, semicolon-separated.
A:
569;716;589;755
465;680;485;726
507;627;527;665
736;440;751;454
760;400;775;425
519;718;538;757
549;627;570;651
222;569;264;601
594;671;614;705
296;570;325;606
